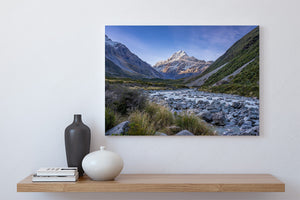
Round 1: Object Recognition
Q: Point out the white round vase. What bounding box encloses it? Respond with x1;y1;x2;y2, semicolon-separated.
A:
82;146;123;181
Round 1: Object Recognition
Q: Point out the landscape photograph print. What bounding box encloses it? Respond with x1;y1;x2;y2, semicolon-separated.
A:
105;25;259;136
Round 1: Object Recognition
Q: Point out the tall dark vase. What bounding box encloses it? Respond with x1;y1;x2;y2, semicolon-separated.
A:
65;114;91;176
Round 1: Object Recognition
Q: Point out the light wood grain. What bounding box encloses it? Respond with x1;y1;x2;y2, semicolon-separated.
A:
17;174;285;192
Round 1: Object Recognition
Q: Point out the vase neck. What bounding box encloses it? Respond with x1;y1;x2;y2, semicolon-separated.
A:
73;114;82;124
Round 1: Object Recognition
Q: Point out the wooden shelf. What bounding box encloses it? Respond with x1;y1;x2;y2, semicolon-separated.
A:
17;174;285;192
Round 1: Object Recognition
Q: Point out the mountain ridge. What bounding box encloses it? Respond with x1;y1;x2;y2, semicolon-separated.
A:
105;35;163;79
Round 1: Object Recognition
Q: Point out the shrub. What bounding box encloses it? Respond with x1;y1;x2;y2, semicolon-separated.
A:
105;107;116;131
175;112;215;135
128;111;156;136
106;83;147;115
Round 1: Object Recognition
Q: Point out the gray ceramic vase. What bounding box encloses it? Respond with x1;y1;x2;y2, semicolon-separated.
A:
65;114;91;176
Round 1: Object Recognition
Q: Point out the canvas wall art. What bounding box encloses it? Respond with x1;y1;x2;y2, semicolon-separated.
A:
105;25;259;136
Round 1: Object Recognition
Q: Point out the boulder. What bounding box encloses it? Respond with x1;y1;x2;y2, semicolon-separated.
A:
181;104;187;109
211;100;219;105
167;125;182;133
199;111;212;122
154;132;168;136
249;114;259;120
226;120;236;126
197;100;205;105
253;120;259;126
174;104;181;110
175;130;194;136
243;126;259;135
206;106;216;111
232;101;243;109
105;121;129;136
243;121;252;126
209;109;219;113
240;124;252;130
212;112;226;126
232;112;239;117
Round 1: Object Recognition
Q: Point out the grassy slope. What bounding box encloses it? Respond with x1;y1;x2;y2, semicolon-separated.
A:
106;77;187;90
208;58;259;97
186;26;259;97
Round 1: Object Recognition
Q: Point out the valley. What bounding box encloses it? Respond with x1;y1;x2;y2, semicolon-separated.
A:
105;26;259;136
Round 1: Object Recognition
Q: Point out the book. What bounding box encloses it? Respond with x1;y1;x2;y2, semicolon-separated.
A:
37;167;78;176
32;171;79;182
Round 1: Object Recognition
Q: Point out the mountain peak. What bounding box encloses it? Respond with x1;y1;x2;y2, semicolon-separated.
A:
175;50;187;55
170;50;188;60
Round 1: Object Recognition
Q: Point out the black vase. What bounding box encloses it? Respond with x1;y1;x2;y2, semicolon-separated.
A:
65;114;91;176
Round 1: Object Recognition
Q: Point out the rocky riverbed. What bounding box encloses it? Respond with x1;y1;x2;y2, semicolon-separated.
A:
144;89;259;136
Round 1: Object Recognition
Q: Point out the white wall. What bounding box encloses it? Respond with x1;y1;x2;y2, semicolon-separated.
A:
1;0;300;199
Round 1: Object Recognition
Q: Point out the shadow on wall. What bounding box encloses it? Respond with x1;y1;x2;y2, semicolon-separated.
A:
89;121;107;152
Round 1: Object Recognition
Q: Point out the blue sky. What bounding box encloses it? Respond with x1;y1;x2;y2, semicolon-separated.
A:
106;25;257;65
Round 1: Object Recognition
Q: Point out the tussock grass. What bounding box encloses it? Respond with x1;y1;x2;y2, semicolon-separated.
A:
145;103;174;129
176;112;215;136
128;111;156;136
127;103;215;136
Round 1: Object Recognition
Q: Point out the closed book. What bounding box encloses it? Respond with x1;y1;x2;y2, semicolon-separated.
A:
32;172;79;182
37;167;77;176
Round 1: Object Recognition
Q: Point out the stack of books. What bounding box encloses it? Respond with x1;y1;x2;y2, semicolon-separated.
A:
32;167;79;182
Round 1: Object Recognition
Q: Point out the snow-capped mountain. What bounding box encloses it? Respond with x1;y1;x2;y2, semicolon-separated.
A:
105;35;163;79
153;50;213;79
